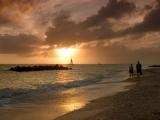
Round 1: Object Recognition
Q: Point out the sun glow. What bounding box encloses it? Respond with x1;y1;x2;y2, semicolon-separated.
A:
57;48;76;58
56;48;77;63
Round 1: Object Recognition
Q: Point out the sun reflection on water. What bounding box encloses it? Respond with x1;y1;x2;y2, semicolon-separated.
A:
55;70;74;84
61;89;86;112
62;99;85;112
53;67;87;112
64;102;85;111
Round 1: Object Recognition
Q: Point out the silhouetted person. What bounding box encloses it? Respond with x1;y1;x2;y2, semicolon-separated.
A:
129;64;134;78
136;61;142;76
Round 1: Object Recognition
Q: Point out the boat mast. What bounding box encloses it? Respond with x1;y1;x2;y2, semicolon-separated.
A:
70;58;73;65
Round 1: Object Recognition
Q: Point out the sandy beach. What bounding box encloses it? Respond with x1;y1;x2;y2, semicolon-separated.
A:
56;68;160;120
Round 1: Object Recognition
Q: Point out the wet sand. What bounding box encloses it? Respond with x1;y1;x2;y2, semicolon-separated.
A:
56;68;160;120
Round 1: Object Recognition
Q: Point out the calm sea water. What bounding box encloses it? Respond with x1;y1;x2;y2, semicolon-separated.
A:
0;64;128;95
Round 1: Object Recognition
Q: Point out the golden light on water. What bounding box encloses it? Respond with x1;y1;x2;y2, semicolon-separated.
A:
62;98;85;112
64;102;84;111
61;89;86;112
56;48;78;64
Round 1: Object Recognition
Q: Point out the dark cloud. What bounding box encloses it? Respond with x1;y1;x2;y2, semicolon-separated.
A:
45;0;160;47
120;0;160;35
83;0;136;27
0;34;42;55
0;0;51;37
46;12;116;46
144;4;152;10
0;0;40;26
46;0;136;46
46;13;81;46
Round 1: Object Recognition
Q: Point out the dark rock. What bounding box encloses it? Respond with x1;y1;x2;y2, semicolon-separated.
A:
9;65;72;72
149;65;160;67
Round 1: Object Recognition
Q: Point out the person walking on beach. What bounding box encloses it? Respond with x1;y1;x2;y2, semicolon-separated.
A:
129;64;134;78
136;61;142;76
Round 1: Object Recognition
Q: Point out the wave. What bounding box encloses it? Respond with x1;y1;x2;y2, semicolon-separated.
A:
0;75;104;100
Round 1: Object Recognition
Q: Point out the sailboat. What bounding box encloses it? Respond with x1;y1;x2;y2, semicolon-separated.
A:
69;58;73;65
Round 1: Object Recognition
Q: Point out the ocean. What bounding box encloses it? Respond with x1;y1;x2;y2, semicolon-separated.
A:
0;64;148;120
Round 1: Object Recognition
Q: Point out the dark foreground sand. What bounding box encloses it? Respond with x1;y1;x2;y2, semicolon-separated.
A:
56;68;160;120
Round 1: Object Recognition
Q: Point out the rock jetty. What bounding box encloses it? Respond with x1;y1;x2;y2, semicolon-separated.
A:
149;65;160;67
9;65;72;72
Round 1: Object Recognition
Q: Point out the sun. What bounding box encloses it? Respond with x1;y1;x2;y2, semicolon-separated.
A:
56;48;77;63
57;48;76;58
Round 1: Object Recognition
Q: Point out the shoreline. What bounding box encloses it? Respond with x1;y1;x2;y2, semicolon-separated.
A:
0;65;132;120
0;79;131;120
0;67;131;120
55;68;160;120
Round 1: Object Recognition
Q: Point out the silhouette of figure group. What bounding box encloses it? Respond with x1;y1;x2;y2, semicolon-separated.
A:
129;61;142;78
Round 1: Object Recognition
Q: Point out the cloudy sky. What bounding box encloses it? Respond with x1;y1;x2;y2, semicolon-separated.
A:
0;0;160;64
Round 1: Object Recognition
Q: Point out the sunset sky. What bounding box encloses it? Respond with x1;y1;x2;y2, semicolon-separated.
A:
0;0;160;64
